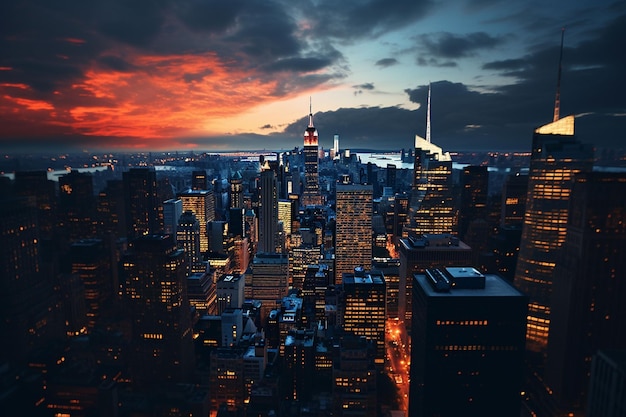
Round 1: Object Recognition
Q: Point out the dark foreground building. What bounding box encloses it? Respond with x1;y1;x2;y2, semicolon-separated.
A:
409;267;527;417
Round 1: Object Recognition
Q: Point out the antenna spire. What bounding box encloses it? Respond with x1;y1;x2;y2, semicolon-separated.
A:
553;28;565;122
308;96;314;128
426;83;432;143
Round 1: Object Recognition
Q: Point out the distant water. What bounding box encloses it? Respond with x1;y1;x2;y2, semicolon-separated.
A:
357;152;491;172
1;165;110;181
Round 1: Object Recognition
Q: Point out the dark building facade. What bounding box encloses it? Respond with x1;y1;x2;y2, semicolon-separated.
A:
410;267;527;417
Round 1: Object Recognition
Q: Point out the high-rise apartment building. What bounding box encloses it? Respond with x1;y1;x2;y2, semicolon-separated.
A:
123;168;162;239
335;183;373;284
513;116;594;356
409;267;527;417
178;189;215;254
545;172;626;414
122;234;195;388
302;106;322;206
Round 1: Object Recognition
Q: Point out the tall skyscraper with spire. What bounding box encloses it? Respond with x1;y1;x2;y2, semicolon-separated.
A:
405;84;456;237
302;100;322;207
514;115;594;355
514;29;594;362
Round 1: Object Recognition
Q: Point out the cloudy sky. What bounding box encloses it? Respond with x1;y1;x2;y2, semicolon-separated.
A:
1;0;624;152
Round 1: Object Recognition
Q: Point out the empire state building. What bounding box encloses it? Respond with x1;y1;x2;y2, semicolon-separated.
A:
302;104;322;206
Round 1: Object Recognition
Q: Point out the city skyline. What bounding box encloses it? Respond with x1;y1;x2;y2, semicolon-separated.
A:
1;0;624;153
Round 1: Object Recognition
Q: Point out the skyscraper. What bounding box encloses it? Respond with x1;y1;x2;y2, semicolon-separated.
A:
58;170;97;240
334;183;373;284
258;161;279;254
342;268;387;367
458;165;488;240
406;87;455;237
176;210;202;275
513;115;593;357
302;107;322;207
398;234;473;332
409;267;527;417
545;172;626;414
123;168;161;239
69;239;112;331
122;234;195;388
229;171;244;209
178;189;215;254
163;198;182;235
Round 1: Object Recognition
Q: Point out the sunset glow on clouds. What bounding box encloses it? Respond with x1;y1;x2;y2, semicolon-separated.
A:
0;0;624;152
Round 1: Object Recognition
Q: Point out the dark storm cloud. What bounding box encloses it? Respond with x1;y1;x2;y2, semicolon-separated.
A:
264;56;336;73
306;0;435;40
482;59;527;72
376;58;399;68
174;0;245;33
401;12;626;150
417;32;506;59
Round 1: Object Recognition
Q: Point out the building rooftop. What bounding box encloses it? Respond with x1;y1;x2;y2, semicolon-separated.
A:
416;271;524;298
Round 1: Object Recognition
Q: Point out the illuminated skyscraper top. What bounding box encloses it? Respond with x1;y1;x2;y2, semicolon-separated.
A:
302;99;322;206
406;85;455;237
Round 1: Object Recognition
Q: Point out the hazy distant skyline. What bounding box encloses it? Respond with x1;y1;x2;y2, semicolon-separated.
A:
1;0;624;152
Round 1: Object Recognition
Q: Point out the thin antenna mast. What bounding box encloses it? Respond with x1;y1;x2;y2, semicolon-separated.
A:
308;96;314;127
426;83;432;143
553;28;565;122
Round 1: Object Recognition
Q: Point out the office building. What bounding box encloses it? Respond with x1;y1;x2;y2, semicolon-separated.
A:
163;198;182;235
587;349;626;417
58;170;97;240
545;172;626;414
500;172;528;227
398;234;473;332
409;267;527;417
69;239;112;331
332;334;377;417
187;270;216;316
192;170;208;191
458;165;488;240
289;245;321;290
258;161;280;254
335;183;373;284
176;210;203;275
178;190;216;255
216;273;245;315
513;115;594;357
123;168;162;239
245;252;290;320
229;171;244;209
0;197;63;362
406;87;455;236
342;268;387;366
122;234;195;388
13;170;57;239
97;179;127;238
